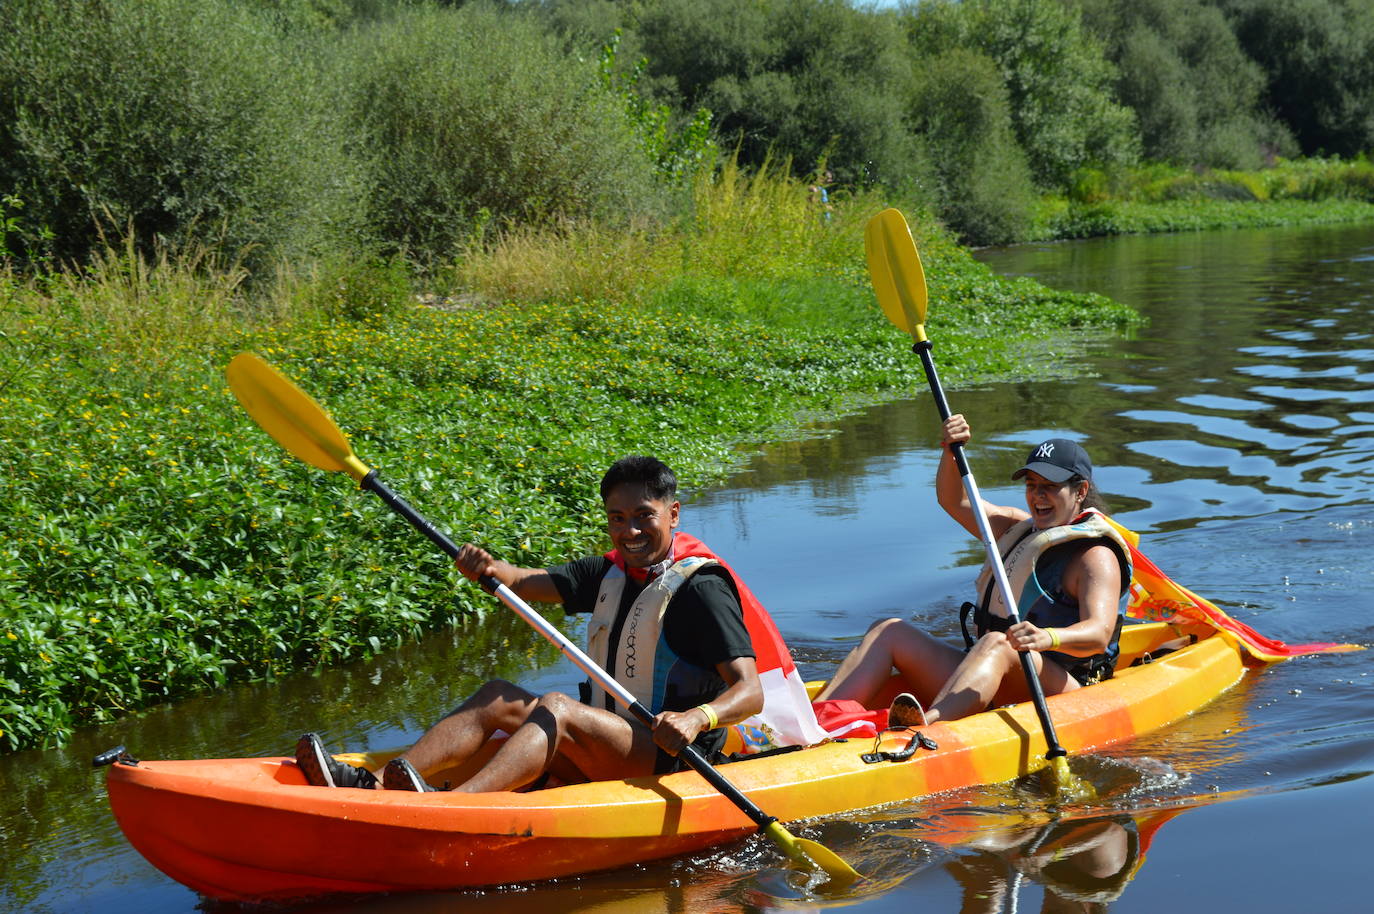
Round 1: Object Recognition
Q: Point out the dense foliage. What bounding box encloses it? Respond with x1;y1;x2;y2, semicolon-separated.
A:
3;0;1372;260
1214;0;1374;158
0;0;361;267
4;0;1374;752
0;168;1138;750
630;0;922;189
906;47;1036;245
338;4;668;263
545;0;1374;241
1076;0;1293;168
907;0;1141;189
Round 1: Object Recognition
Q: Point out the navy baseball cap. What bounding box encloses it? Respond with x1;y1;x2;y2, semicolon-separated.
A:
1011;438;1093;483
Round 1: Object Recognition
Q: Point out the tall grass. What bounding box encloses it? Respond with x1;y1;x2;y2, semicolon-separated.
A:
449;218;668;306
49;237;249;358
684;155;873;279
455;154;886;312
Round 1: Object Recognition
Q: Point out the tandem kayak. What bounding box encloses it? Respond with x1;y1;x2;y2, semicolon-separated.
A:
102;620;1244;902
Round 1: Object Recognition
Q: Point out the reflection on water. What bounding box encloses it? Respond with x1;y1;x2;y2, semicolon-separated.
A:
976;226;1374;528
5;223;1374;912
926;807;1186;914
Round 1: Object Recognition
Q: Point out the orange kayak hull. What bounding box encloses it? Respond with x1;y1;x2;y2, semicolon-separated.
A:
105;622;1245;901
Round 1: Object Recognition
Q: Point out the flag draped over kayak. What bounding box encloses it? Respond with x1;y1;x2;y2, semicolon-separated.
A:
1099;514;1362;661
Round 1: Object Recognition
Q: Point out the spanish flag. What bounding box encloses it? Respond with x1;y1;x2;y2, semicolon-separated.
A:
1099;514;1362;662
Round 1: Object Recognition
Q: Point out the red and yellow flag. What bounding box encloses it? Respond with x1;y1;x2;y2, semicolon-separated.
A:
1100;515;1362;662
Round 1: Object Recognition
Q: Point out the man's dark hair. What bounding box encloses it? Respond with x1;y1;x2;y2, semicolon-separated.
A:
600;456;677;502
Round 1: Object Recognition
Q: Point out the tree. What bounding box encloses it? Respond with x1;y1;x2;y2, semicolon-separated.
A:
908;48;1036;244
907;0;1139;189
629;0;924;187
1077;0;1293;168
1211;0;1374;157
0;0;361;266
340;3;665;262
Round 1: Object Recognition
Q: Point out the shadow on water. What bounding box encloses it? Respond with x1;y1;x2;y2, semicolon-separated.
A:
5;222;1374;912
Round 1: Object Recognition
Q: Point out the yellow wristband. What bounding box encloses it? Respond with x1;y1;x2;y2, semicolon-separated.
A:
1046;628;1060;649
696;703;719;730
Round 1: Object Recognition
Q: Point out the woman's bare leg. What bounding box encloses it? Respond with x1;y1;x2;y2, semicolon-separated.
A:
816;618;964;707
926;632;1078;723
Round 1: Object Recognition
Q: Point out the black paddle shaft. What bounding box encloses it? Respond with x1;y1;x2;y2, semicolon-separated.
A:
914;341;1067;760
360;470;462;560
914;342;972;476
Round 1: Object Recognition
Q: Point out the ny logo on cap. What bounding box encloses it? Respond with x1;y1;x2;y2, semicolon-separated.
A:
1034;442;1056;459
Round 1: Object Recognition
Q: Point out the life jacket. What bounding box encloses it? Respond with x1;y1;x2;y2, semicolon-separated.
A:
599;532;837;754
585;553;726;720
965;510;1132;682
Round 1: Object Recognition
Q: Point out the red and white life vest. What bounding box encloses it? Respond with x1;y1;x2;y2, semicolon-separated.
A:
603;532;839;753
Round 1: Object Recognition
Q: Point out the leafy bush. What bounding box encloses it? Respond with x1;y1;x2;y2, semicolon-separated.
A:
906;0;1139;189
1216;0;1374;158
337;2;667;264
907;48;1037;245
1077;0;1287;169
1112;23;1201;163
0;0;361;268
631;0;924;188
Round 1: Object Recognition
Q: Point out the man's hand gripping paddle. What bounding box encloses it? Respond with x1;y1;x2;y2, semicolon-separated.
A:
224;352;862;887
863;210;1095;801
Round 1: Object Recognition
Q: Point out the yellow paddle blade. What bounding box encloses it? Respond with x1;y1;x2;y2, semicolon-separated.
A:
1048;756;1098;803
762;820;862;888
864;208;929;343
226;352;372;483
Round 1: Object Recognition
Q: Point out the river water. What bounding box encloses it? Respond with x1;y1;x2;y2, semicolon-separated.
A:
4;223;1372;912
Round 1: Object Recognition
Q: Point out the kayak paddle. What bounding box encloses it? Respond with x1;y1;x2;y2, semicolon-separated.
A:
863;209;1093;800
224;351;861;888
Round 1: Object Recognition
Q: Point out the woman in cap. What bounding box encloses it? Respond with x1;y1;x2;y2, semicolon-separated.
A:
815;414;1132;726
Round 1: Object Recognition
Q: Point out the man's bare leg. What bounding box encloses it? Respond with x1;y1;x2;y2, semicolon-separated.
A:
454;691;658;793
397;679;539;779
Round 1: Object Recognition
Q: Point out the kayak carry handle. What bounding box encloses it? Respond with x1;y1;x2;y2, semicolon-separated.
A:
93;745;140;768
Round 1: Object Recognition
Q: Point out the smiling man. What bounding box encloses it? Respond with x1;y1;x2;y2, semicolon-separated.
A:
296;456;826;792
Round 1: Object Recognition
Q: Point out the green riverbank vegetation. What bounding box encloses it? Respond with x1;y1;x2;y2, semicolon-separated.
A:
4;0;1374;266
0;157;1139;751
2;0;1373;751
